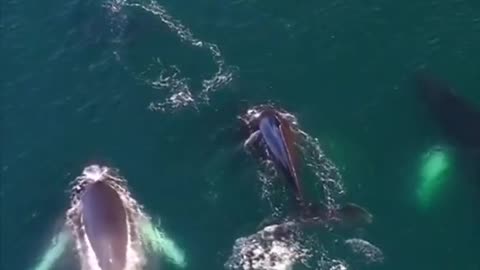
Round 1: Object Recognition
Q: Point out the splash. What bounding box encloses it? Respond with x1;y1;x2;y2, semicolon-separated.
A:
322;259;349;270
31;165;186;270
225;222;352;270
146;65;196;111
225;222;311;270
107;0;235;112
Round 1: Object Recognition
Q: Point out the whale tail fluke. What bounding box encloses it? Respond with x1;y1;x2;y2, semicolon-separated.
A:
334;203;373;227
296;202;372;229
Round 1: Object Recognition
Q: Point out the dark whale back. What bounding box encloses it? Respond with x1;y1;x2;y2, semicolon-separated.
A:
258;113;303;202
81;181;128;270
259;116;290;170
415;72;480;150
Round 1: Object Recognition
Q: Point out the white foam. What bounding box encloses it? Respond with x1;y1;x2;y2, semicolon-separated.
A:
108;0;235;112
225;223;311;270
344;238;384;265
82;165;108;182
298;132;345;207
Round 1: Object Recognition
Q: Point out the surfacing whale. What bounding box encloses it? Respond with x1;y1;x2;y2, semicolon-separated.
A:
241;105;303;204
65;165;137;270
81;180;128;270
31;165;187;270
241;105;373;228
414;71;480;199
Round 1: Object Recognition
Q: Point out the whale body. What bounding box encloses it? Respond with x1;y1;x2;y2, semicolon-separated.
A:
251;109;303;203
415;72;480;150
81;181;128;270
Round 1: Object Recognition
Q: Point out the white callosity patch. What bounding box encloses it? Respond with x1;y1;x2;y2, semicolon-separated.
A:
325;259;349;270
225;223;311;270
107;0;235;112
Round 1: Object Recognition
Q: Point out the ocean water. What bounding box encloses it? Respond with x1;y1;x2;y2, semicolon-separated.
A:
2;0;480;269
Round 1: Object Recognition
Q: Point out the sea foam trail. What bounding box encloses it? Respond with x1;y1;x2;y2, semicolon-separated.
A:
107;0;235;112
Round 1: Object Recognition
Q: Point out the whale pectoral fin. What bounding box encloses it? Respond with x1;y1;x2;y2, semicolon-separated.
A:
139;220;187;268
256;215;285;230
32;230;71;270
244;130;261;151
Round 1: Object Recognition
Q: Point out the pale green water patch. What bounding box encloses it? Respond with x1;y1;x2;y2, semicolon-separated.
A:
416;145;453;210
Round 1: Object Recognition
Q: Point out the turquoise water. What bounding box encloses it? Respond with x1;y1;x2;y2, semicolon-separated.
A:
2;0;480;269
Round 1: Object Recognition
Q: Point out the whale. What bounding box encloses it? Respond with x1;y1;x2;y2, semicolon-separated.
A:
243;107;304;204
80;180;129;270
242;106;374;229
415;72;480;151
31;165;188;270
257;201;373;232
414;71;480;194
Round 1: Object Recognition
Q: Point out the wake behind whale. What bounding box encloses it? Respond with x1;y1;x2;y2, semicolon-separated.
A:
32;165;186;270
103;0;236;112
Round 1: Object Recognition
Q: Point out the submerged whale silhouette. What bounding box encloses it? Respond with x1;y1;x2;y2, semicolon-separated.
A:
415;72;480;151
243;107;303;204
81;180;128;270
415;71;480;194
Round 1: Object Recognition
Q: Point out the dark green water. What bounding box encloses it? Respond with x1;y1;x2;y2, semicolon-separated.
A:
2;0;480;269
